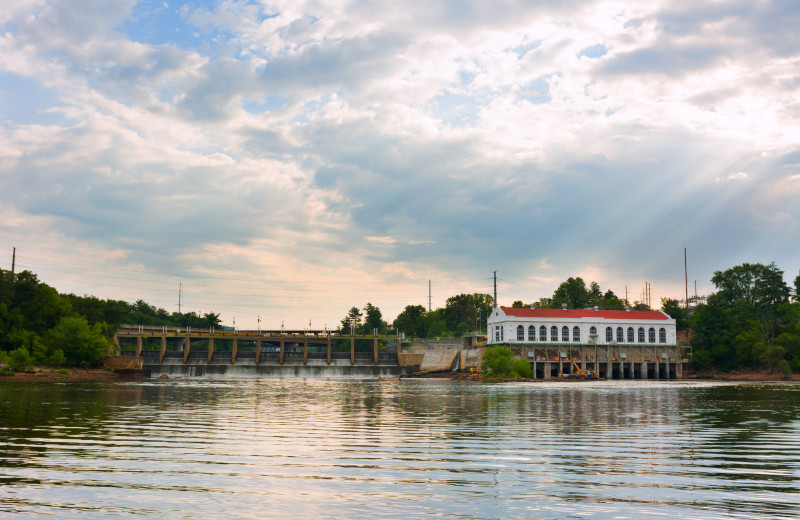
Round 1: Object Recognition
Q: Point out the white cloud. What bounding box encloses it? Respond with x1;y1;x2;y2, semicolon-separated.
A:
0;0;798;327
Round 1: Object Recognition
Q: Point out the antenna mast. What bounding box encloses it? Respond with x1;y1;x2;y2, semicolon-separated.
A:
493;271;497;308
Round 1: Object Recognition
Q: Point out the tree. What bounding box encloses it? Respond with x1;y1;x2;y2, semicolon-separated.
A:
393;305;427;337
794;272;800;302
711;262;790;310
589;282;602;305
512;300;526;308
47;316;110;367
363;303;386;333
552;277;591;309
339;306;363;333
661;298;688;330
444;293;493;334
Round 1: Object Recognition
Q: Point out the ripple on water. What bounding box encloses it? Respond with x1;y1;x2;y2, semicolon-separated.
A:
1;379;799;519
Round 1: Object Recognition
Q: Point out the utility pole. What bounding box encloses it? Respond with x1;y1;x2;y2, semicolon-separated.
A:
178;281;182;314
493;270;497;308
428;280;432;312
11;247;15;275
684;248;689;312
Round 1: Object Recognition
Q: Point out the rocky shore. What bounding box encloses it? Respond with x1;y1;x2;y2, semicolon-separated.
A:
0;366;148;382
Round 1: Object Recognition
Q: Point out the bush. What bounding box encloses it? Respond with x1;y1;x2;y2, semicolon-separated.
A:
481;346;532;378
509;358;532;378
482;346;513;376
777;359;792;375
57;368;69;375
7;347;33;371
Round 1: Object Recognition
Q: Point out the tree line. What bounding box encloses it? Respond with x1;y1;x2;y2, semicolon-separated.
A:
0;269;221;372
2;261;799;374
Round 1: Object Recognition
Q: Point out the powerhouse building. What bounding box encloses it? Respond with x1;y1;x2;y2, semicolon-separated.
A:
487;306;677;346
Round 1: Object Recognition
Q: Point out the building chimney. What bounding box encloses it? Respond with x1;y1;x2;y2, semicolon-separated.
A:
562;303;567;310
625;306;631;312
593;306;599;311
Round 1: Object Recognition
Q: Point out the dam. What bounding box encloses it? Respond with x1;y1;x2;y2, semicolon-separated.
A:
115;325;417;378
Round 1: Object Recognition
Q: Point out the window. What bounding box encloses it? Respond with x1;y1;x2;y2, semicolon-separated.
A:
659;327;666;343
648;327;655;343
562;326;569;342
605;327;613;342
638;327;645;343
501;326;504;341
495;326;500;342
528;325;535;341
551;326;558;342
573;326;580;342
517;325;524;341
616;327;624;342
590;326;597;335
627;327;634;343
540;326;547;341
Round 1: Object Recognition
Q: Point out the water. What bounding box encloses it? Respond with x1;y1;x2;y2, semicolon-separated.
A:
1;379;799;519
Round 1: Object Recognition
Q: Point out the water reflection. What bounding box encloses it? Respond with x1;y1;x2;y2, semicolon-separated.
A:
1;380;799;519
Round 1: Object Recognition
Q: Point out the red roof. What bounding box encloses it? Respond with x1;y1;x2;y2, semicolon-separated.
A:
500;307;670;320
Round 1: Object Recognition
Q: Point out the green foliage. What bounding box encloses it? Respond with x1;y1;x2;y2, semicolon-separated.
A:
691;263;800;373
794;273;800;302
7;347;33;371
393;305;427;337
363;302;387;333
47;316;110;367
339;306;363;333
541;278;627;310
712;262;790;310
444;293;493;334
481;346;532;378
661;298;688;330
58;368;69;375
552;277;591;309
509;358;533;378
482;345;513;376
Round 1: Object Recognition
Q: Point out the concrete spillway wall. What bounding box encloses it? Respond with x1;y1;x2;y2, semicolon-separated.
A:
135;351;417;378
147;362;415;378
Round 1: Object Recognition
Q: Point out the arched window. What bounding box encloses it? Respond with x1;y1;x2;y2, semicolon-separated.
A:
605;327;613;342
648;327;656;343
638;327;645;343
528;325;536;341
659;327;666;343
540;326;547;341
590;326;597;335
517;325;524;341
627;327;634;342
551;326;558;342
573;326;580;342
616;327;624;342
562;326;569;342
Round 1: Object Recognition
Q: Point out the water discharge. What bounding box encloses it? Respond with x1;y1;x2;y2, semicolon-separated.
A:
1;379;799;519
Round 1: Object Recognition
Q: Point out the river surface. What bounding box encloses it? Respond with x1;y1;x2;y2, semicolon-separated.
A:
1;378;799;519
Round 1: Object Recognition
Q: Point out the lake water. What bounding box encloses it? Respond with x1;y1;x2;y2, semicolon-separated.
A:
1;378;799;519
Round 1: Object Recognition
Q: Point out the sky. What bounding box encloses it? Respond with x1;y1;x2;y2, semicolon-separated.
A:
1;0;799;329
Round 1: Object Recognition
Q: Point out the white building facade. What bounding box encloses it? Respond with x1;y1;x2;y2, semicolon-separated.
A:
487;307;677;346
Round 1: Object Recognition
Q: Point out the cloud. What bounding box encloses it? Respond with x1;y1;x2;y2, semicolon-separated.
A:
1;0;799;327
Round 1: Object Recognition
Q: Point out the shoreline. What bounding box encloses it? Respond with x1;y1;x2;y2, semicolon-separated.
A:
0;367;147;382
